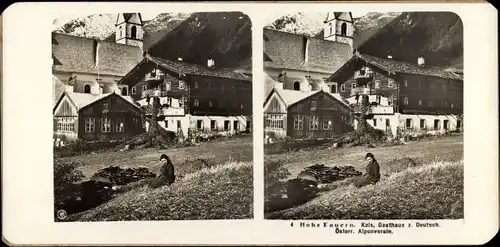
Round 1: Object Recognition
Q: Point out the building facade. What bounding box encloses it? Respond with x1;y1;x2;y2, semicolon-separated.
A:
53;92;144;142
119;55;252;138
264;88;352;140
328;52;464;137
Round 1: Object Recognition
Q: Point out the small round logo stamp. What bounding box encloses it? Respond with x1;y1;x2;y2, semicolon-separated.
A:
57;209;67;220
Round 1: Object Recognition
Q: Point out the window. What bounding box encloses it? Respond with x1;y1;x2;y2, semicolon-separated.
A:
179;80;185;90
177;120;181;129
293;81;300;91
85;118;95;132
434;119;440;130
443;101;449;108
131;26;137;39
142;85;147;91
405;118;412;129
404;80;408;87
119;26;123;38
294;115;304;130
444;120;449;130
451;103;455;108
115;118;125;132
57;117;75;132
420;119;426;129
351;83;357;89
385;119;390;128
341;22;347;36
121;87;128;96
375;80;380;89
309;115;319;130
233;121;239;131
224;120;231;131
211;120;217;131
179;97;184;107
101;118;111;132
340;84;345;92
323;116;333;130
165;82;171;91
311;100;317;110
164;120;168;128
197;120;203;130
208;101;213;107
132;86;136;94
194;99;199;107
102;102;109;112
418;81;422;89
330;83;338;93
240;104;244;110
428;100;435;107
388;78;395;88
194;81;199;88
404;97;409;105
457;120;462;129
84;84;91;94
266;114;284;129
373;119;377;127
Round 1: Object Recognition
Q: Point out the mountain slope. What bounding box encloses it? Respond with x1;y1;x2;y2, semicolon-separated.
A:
353;12;401;48
147;12;252;69
357;12;463;68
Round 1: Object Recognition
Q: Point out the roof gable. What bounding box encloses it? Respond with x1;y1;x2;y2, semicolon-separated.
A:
263;29;352;74
266;88;350;109
53;92;139;114
52;32;143;76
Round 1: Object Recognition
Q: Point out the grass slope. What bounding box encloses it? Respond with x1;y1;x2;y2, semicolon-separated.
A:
68;161;253;221
267;160;463;220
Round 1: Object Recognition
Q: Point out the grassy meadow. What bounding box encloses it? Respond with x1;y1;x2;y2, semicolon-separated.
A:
265;134;464;219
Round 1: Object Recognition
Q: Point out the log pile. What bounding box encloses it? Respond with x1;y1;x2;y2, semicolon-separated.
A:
92;166;157;186
298;164;362;184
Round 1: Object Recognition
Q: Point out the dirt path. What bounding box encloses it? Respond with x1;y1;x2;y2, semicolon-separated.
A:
266;134;463;178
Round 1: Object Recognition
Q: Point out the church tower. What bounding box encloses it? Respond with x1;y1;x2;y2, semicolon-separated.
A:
323;12;354;49
115;13;144;50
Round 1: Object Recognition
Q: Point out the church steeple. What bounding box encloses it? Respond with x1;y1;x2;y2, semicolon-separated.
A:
323;12;354;49
115;13;144;50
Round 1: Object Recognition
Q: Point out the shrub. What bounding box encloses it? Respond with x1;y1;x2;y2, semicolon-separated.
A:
54;159;85;207
264;159;291;212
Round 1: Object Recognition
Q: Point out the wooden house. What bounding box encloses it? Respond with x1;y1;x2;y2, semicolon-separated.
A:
53;92;144;142
264;88;352;140
328;52;464;136
118;54;252;138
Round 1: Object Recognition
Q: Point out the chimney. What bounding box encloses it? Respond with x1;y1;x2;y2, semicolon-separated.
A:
207;58;215;68
418;56;425;66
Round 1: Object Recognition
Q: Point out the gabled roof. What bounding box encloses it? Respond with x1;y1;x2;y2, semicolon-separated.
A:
325;12;354;22
52;32;143;76
119;55;252;86
116;13;143;25
329;52;464;82
53;92;139;113
266;88;350;109
263;29;352;74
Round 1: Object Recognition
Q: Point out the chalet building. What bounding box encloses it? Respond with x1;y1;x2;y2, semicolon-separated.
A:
52;13;145;104
264;88;352;139
328;52;464;137
263;12;354;96
53;92;144;142
118;54;252;138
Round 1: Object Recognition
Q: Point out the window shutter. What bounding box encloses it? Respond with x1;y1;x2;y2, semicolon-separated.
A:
283;115;287;130
53;118;58;132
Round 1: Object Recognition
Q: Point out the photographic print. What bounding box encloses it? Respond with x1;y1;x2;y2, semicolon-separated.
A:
52;12;253;221
263;12;464;220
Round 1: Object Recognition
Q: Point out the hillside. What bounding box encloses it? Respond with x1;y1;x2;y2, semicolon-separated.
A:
352;12;401;48
146;12;252;69
357;12;463;68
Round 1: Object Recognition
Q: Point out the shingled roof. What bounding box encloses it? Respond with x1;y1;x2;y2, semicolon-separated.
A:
264;29;352;74
329;52;464;82
54;91;139;113
266;88;350;108
119;55;252;86
52;32;143;76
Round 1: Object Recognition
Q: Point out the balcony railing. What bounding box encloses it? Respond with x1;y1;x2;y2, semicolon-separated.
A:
350;87;372;96
354;70;373;79
141;89;169;98
352;103;394;115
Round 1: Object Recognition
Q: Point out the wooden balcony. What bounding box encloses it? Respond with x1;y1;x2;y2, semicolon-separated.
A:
141;89;169;98
350;87;372;96
354;70;373;79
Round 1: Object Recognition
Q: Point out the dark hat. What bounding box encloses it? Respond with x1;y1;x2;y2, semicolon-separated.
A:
160;154;169;160
365;153;374;159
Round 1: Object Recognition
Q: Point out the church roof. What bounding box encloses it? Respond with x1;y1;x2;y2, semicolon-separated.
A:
329;52;464;82
52;32;143;76
263;29;352;74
